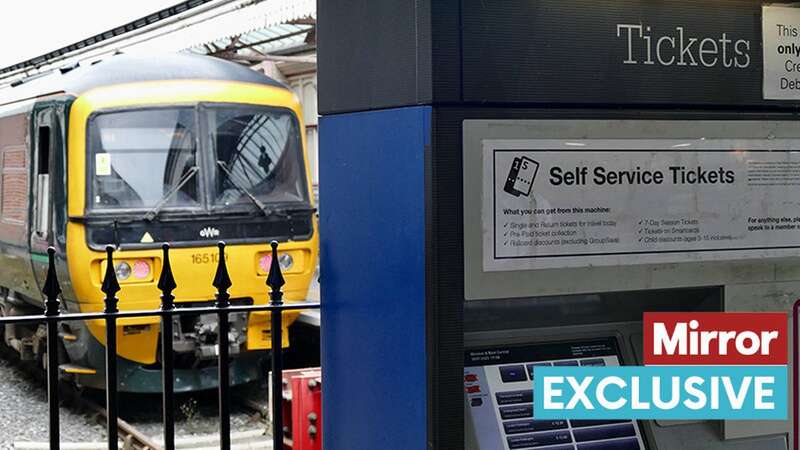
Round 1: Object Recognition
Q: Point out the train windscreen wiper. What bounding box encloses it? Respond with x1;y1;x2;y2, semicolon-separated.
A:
216;160;271;218
217;161;317;219
143;166;199;222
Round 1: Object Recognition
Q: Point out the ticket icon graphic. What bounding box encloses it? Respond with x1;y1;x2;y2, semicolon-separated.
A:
504;156;539;197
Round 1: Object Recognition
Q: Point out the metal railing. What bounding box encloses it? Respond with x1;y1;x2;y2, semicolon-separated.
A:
0;240;319;450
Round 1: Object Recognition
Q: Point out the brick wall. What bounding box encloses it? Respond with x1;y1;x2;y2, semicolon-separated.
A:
0;113;29;245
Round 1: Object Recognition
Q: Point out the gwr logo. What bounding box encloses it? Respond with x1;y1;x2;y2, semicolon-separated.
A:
199;227;221;239
643;312;788;365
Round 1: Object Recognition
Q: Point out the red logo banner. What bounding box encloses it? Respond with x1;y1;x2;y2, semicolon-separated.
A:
643;312;787;365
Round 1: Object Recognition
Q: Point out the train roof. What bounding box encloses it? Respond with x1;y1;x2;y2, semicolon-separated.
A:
0;53;287;107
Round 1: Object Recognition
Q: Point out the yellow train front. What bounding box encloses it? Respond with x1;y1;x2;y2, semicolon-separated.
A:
0;54;318;392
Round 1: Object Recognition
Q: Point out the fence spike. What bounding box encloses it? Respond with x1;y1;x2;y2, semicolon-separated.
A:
158;243;177;450
101;245;120;314
158;243;177;310
266;240;285;304
100;245;120;449
43;246;62;450
43;247;61;316
213;241;232;450
213;241;231;308
268;240;285;450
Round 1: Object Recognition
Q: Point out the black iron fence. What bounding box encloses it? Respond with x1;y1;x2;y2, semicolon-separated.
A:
0;240;319;450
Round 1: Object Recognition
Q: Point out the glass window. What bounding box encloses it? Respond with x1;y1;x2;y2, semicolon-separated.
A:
206;106;307;208
89;109;199;210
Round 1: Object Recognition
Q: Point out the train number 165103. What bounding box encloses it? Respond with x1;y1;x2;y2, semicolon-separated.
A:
191;252;229;265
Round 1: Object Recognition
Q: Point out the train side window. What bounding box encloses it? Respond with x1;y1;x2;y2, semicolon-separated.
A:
34;117;51;237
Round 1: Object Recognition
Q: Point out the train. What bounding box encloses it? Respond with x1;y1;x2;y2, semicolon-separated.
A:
0;54;319;392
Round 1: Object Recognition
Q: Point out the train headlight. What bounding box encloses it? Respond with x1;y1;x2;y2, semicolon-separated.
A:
257;250;302;275
132;260;151;280
278;253;293;271
259;254;273;273
115;262;131;281
100;257;155;283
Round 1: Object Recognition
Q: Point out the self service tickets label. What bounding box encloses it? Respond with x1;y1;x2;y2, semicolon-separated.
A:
482;139;800;271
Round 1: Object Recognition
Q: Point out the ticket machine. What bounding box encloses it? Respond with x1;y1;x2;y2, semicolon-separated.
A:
319;1;797;449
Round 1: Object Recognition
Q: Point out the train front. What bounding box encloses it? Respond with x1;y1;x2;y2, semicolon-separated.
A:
62;79;318;392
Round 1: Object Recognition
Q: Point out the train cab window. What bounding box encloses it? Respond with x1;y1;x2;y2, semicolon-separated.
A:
206;106;308;210
88;108;199;211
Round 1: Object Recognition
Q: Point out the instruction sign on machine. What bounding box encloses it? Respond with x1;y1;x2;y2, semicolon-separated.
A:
483;139;800;271
763;4;800;100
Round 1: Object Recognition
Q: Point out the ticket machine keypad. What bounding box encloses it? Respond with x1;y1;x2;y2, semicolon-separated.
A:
465;340;646;450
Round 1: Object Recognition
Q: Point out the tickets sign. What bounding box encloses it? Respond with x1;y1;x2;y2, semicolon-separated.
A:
482;139;800;271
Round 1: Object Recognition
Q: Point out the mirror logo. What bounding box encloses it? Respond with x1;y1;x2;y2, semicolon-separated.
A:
534;312;788;420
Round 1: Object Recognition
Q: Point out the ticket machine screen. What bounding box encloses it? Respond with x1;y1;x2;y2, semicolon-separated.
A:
464;338;646;450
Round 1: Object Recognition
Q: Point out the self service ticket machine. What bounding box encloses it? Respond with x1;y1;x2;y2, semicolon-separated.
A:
318;1;798;450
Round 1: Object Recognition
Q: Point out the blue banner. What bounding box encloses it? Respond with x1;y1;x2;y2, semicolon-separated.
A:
532;365;787;420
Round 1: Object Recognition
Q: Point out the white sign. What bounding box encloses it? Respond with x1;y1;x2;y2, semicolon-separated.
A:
95;153;112;176
763;5;800;100
482;139;800;271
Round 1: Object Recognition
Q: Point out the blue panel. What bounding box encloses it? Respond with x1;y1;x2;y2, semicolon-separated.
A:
320;106;430;450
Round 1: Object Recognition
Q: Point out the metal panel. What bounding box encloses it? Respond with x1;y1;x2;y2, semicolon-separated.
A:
320;106;430;450
318;0;432;114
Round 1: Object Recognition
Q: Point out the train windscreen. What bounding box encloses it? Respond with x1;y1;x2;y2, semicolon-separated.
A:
87;105;308;215
89;107;199;211
206;105;308;209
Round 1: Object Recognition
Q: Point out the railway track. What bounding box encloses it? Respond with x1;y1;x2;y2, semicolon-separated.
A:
11;392;273;450
5;371;162;450
78;398;163;450
8;382;272;449
0;346;274;449
13;429;272;450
